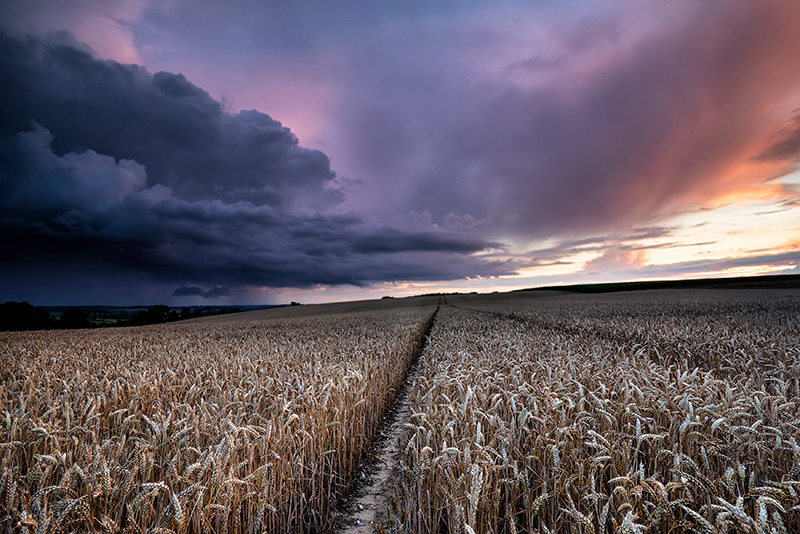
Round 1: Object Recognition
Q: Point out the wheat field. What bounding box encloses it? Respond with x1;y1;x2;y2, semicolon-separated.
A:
2;288;799;534
393;290;800;533
0;306;434;534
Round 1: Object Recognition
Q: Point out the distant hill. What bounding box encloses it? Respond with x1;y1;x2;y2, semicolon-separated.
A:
515;273;800;294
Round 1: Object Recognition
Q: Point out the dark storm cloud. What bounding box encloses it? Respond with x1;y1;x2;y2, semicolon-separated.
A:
0;121;511;296
173;286;230;299
0;31;511;301
0;30;340;211
351;229;501;254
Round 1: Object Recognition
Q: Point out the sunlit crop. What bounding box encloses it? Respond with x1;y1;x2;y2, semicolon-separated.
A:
0;307;434;533
4;289;798;534
393;290;800;533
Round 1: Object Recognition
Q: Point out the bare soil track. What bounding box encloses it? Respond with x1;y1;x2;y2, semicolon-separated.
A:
333;306;440;534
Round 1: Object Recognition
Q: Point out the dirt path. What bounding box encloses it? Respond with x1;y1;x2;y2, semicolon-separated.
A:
333;306;439;534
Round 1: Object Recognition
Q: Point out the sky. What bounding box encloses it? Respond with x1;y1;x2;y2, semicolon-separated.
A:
0;0;798;305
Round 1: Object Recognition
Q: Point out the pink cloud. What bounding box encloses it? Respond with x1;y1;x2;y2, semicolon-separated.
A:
336;1;800;239
583;249;648;274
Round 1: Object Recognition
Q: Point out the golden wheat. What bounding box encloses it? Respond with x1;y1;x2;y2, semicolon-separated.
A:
3;288;797;534
0;306;435;533
393;289;800;533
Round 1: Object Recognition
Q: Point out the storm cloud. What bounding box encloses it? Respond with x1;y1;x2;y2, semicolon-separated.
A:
1;1;798;304
0;30;340;212
335;1;800;238
0;31;510;303
173;286;231;299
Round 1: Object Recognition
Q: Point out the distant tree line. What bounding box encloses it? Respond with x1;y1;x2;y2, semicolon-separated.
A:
0;301;242;331
60;307;92;329
0;301;56;331
127;306;241;325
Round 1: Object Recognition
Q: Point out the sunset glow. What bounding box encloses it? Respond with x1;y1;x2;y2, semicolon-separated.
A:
1;0;798;305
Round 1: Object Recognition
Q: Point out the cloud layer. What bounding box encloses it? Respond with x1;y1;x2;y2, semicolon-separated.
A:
0;30;340;212
332;1;800;238
1;1;798;304
0;31;510;303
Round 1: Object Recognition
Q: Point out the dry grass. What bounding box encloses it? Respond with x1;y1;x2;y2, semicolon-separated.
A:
0;307;435;534
393;290;800;533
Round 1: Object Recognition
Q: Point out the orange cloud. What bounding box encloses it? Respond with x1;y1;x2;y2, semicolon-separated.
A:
583;249;648;274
